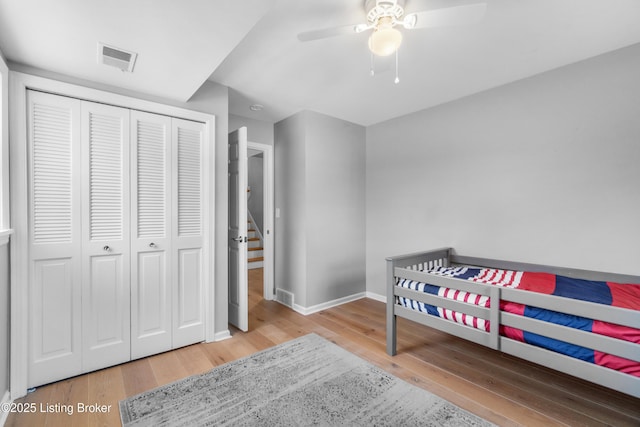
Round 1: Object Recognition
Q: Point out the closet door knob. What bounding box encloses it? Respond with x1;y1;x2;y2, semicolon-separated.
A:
103;245;111;252
149;242;157;248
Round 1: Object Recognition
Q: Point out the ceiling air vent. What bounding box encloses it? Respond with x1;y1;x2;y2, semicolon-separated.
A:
98;43;137;72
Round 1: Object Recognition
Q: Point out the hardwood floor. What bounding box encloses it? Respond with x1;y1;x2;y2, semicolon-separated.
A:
7;268;640;426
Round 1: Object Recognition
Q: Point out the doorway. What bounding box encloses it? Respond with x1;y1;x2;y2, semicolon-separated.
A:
247;141;274;302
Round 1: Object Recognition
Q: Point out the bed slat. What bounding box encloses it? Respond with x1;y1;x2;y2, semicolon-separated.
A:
395;305;496;349
452;254;640;284
501;287;640;329
500;338;640;399
395;267;493;296
502;312;640;362
395;286;491;320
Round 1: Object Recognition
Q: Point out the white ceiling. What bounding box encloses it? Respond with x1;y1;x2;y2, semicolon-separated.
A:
1;0;640;126
0;0;274;102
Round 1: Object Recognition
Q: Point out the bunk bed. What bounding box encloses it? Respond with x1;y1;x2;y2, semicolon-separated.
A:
386;248;640;398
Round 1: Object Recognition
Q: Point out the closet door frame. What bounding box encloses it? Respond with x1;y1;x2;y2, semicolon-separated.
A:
9;72;216;399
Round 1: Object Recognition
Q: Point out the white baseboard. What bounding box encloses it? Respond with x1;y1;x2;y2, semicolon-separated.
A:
365;291;386;304
213;330;232;342
1;390;11;426
275;291;387;316
293;292;367;316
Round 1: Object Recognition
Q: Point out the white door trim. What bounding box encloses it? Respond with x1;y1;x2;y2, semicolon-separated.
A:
247;141;275;301
9;71;215;399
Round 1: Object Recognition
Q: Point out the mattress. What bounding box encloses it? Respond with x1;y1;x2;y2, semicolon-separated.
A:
396;265;640;376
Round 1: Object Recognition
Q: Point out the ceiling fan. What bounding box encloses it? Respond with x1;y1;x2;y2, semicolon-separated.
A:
297;0;487;82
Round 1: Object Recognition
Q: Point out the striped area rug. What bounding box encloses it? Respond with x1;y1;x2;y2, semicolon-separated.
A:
119;333;494;426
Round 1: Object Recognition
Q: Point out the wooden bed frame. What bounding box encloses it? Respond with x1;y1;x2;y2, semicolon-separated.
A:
386;247;640;398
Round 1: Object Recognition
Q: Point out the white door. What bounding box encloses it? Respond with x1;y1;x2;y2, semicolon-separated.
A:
81;101;131;372
27;91;83;387
228;127;248;331
130;111;172;359
172;118;205;347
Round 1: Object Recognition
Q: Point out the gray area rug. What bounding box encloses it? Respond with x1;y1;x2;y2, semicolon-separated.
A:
120;333;494;426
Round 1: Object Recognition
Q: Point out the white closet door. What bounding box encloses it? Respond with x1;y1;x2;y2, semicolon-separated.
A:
130;110;172;359
27;91;83;387
172;118;205;347
81;101;131;372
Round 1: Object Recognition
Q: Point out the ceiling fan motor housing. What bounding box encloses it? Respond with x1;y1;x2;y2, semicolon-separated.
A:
365;0;405;24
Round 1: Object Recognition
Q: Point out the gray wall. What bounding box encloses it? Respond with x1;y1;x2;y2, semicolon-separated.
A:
275;111;366;308
306;112;366;307
274;113;308;305
229;114;274;146
365;43;640;298
9;64;231;336
248;154;264;233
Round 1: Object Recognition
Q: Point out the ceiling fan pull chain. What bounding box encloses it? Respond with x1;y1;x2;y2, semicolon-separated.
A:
370;52;375;76
394;49;400;84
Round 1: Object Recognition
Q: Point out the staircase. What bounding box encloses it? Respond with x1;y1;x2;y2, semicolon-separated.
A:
247;215;264;269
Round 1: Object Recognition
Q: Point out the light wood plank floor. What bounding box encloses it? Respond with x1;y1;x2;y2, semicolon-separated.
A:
7;268;640;426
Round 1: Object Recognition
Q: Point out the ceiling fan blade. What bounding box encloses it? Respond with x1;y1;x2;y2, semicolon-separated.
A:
297;23;367;42
407;3;487;29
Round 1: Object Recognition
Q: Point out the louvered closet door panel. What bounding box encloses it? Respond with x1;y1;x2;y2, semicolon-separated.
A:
172;118;205;347
27;90;83;387
81;101;131;372
131;110;172;359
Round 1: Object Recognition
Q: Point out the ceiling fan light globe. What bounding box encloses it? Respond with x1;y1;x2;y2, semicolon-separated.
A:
368;27;402;56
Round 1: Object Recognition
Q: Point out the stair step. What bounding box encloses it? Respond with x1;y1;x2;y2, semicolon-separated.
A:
247;216;263;268
248;248;263;258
